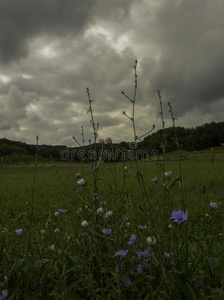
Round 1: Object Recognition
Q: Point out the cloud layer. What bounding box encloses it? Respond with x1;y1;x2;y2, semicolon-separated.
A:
0;0;224;146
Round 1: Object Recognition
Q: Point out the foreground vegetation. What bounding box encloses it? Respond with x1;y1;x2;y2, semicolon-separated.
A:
0;157;224;299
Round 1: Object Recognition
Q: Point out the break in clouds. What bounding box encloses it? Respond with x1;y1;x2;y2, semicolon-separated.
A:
0;0;224;146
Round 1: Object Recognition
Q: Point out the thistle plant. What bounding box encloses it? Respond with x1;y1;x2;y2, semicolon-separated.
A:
86;87;99;194
122;60;155;168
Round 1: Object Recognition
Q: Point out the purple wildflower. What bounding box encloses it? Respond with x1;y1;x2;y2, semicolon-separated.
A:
75;173;81;177
136;249;149;258
77;207;82;213
100;201;106;206
128;234;136;245
137;262;146;272
171;209;188;224
122;217;128;221
116;260;124;272
138;225;147;230
55;211;60;217
93;194;100;200
165;252;174;260
59;209;67;213
15;229;22;236
0;290;8;300
79;232;86;237
102;229;112;236
152;177;157;182
116;249;128;259
209;257;218;264
210;202;218;209
125;276;131;287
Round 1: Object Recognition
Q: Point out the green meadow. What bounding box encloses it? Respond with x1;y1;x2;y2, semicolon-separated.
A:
0;151;224;299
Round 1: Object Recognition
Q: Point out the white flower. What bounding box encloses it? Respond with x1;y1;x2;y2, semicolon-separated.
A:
40;229;46;235
105;137;112;144
105;211;113;217
81;220;89;227
97;207;104;215
54;228;60;233
77;178;85;186
164;171;172;178
49;245;55;251
146;236;156;245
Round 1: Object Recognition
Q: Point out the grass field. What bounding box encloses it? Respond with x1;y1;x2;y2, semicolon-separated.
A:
0;152;224;299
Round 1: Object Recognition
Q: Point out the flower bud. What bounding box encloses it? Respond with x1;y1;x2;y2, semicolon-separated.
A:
105;137;112;144
81;220;89;227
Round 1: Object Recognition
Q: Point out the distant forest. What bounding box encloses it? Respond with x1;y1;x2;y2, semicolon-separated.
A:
0;121;224;163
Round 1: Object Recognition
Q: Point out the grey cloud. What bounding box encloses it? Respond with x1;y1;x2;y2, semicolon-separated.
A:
0;0;96;64
0;0;137;65
0;0;223;146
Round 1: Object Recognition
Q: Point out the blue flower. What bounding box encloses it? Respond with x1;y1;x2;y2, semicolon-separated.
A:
15;229;23;236
171;209;188;224
59;209;67;213
210;202;218;209
77;207;82;213
128;234;136;245
93;194;100;200
117;249;128;259
138;225;147;230
209;257;218;265
102;229;112;236
165;252;174;260
136;249;149;258
152;177;157;182
137;263;145;272
55;212;60;217
116;260;124;272
0;290;8;300
125;276;131;287
122;216;128;221
79;232;86;237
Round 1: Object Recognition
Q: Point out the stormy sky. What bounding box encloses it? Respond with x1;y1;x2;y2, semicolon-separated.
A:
0;0;224;146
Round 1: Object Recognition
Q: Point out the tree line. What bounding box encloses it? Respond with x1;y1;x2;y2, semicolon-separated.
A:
0;121;223;163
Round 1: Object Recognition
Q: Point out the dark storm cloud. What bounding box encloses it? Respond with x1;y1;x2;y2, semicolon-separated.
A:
0;0;223;145
0;0;96;64
0;0;136;65
132;0;224;119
